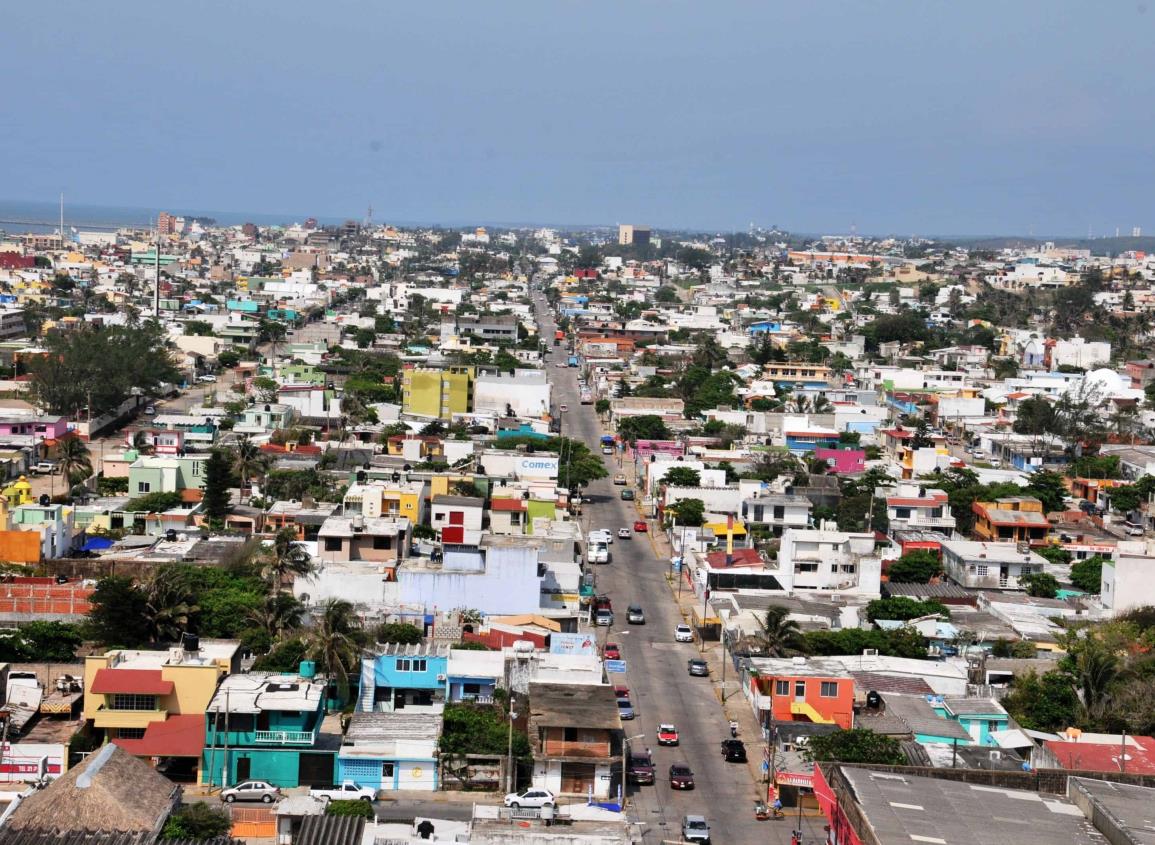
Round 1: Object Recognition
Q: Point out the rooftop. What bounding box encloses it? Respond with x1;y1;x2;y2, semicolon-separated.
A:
341;711;440;758
318;515;410;537
208;672;325;714
528;682;622;731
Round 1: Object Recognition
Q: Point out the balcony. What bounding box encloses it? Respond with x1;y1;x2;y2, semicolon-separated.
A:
542;739;612;759
253;730;315;746
94;707;167;730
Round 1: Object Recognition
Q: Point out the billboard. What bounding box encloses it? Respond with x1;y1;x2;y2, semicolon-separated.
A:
517;455;559;480
632;440;685;460
549;632;597;656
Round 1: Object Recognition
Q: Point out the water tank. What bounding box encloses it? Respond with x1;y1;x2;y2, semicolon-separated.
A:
866;690;881;710
181;632;200;653
299;660;317;679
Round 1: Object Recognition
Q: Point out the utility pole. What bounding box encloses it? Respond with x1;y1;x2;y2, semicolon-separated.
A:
154;229;162;318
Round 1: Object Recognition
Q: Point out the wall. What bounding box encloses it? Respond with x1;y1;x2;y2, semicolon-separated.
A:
399;546;541;615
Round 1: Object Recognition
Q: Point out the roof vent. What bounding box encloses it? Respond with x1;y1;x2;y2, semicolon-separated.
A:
76;744;117;789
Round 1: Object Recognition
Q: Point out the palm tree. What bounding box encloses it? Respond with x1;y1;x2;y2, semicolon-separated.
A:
143;567;198;643
56;436;93;487
790;395;810;414
752;605;807;657
132;430;153;455
247;592;305;641
812;395;833;414
306;600;363;707
263;527;315;594
232;436;269;497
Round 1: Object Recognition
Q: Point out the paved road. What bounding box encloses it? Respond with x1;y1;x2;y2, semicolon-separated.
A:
532;293;796;845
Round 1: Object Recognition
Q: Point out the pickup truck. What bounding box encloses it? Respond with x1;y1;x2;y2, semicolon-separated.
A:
308;781;377;802
30;462;57;475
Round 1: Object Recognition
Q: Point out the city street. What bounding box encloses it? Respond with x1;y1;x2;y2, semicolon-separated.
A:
533;294;805;845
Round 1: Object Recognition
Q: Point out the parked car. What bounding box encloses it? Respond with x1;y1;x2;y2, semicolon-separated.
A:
603;446;615;455
633;520;648;533
626;605;645;624
604;642;621;660
621;489;635;501
196;374;218;383
669;764;695;790
617;698;635;720
221;780;281;803
613;685;630;700
595;609;614;626
144;405;157;415
682;814;711;844
618;527;632;539
504;788;556;809
309;781;376;802
657;724;680;746
674;624;695;643
720;739;747;762
589;529;613;545
31;461;58;475
613;474;627;485
687;658;709;677
627;748;654;785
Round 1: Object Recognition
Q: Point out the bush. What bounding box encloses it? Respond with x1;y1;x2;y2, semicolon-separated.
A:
97;476;129;495
124;491;184;513
804;728;905;765
1070;556;1104;594
1022;572;1059;599
865;597;950;623
162;803;232;840
376;622;423;644
325;799;375;819
886;551;942;584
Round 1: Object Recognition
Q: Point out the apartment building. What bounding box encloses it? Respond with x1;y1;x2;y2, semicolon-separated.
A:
776;524;882;596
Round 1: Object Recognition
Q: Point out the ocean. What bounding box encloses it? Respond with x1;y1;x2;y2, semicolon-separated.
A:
0;199;339;234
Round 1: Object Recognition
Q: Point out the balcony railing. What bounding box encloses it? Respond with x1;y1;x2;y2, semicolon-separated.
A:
253;730;314;746
542;739;612;759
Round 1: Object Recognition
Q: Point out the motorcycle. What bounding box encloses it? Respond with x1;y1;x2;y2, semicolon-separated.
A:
754;801;785;821
729;720;739;738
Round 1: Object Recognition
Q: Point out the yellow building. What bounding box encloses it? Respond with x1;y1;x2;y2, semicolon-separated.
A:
343;480;425;520
401;366;473;419
83;639;241;771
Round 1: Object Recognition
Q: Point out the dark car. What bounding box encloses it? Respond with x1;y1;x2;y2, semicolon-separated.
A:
621;489;635;501
627;749;655;785
669;764;695;790
720;739;747;762
687;658;709;677
627;605;645;624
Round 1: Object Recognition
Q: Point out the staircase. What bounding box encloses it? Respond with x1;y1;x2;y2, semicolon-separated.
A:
789;700;835;724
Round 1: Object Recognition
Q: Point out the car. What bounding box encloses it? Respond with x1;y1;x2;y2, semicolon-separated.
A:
669;764;695;790
674;624;694;643
604;642;621;660
588;529;611;545
626;605;645;624
633;520;648;533
613;685;629;700
503;788;556;809
31;461;58;475
720;739;747;762
602;446;614;455
221;780;281;803
617;698;635;720
620;489;635;501
687;658;709;677
309;781;376;802
613;474;627;485
682;814;711;844
618;527;631;539
559;404;568;412
657;724;680;746
627;748;655;785
144;405;157;415
595;609;614;626
196;374;218;383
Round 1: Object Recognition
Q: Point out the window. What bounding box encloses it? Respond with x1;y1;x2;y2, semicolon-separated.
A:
396;658;410;672
372;536;391;550
110;694;156;711
895;508;911;519
137;482;151;493
797;563;819;573
192;461;203;476
117;728;146;739
395;658;427;673
775;680;789;696
413;658;427;673
324;537;342;552
976;565;988;577
794;680;806;697
841;564;856;574
820;682;838;698
381;763;395;779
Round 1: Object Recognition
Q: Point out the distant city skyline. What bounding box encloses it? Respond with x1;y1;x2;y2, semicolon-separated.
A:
3;1;1153;236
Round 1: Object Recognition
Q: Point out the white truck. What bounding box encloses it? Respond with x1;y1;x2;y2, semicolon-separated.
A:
588;541;610;564
308;781;377;802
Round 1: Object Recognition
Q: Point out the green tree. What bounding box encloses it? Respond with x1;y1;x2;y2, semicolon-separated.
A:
376;622;423;644
1070;555;1104;593
804;627;928;659
666;498;705;527
865;597;950;622
85;576;148;647
161;802;232;840
262;527;314;594
661;467;701;487
1012;396;1055;436
124;491;184;512
1021;572;1060;599
252;636;308;672
1025;471;1068;513
439;703;531;759
752;606;807;657
617;415;672;444
232;435;270;497
1037;545;1073;565
804;728;905;765
594;399;610;415
142;567;198;643
246;592;305;642
307;600;363;705
886;551;943;584
201;449;233;526
1002;670;1080;731
1109;485;1142;514
56;437;93;488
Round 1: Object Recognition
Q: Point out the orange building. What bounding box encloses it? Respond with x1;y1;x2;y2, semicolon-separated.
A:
747;661;854;729
972;497;1049;544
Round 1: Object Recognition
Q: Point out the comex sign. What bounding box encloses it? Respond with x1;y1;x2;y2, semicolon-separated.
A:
517;456;559;479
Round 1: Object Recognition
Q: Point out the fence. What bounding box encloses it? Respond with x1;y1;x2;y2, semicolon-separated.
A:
229;806;276;839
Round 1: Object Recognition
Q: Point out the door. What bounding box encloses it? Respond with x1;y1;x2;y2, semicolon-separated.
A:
794;680;806;702
236;756;251;783
298;753;336;788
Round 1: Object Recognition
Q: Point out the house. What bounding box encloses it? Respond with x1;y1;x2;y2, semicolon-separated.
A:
397;536;543;616
488;496;530;535
0;499;75;563
429;495;484;542
1100;552;1155;615
814;447;866;474
1;744;180;841
885;485;956;534
83;638;240;781
1042;731;1155;774
472;370;552;418
357;643;449;714
740;493;812;537
343;480;424;523
939;697;1010;746
202;671;338;788
741;658;855;729
776;524;882;595
316;515;409;564
127;454;209;497
939;539;1048;590
446;648;504;704
0;415;69;445
336;711;441;792
528;682;622;799
401;367;473;419
972;497;1049;545
234;402;294;435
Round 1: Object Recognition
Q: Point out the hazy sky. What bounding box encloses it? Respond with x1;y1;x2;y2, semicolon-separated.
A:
4;1;1153;235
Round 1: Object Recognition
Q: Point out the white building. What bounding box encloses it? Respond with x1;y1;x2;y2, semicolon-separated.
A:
1051;337;1111;370
1101;553;1155;615
775;524;882;596
472;370;552;419
939;540;1047;591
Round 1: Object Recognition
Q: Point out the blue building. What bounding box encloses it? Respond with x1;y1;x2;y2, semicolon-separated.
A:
337;711;441;792
446;648;504;704
357;643;450;714
201;671;340;788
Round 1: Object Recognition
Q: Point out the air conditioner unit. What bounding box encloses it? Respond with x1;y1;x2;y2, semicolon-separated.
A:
436;674;447;682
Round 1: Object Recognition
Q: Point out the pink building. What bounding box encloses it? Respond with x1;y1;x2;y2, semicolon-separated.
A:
0;416;70;443
814;447;865;474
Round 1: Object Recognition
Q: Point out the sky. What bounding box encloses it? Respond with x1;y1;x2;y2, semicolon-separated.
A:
3;1;1154;236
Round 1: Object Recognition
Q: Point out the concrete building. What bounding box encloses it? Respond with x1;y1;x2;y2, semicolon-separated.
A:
885;485;956;534
398;537;543;616
316;515;410;564
776;524;882;596
472;369;552;418
617;224;651;247
528;682;622;799
401;367;473;420
1100;552;1155;615
940;539;1048;591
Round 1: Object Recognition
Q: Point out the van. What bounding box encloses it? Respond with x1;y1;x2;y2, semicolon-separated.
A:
588;542;610;564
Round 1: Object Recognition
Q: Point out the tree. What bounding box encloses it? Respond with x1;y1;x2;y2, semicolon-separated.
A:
1021;572;1060;599
0;621;82;662
865;597;950;623
307;599;363;706
1003;670;1080;731
142;566;198;643
595;399;610;415
1109;485;1142;514
661;467;701;488
1070;556;1104;594
201;449;233;526
85;576;148;647
162;803;232;840
804;728;905;765
252;376;279;404
752;606;807;657
262;527;314;594
1025;471;1067;513
666;498;705;527
124;491;185;513
803;627;928;660
1012;397;1055;436
376;622;423;644
1037;545;1072;566
56;437;93;488
232;435;269;497
617;415;672;444
247;592;305;642
886;551;942;584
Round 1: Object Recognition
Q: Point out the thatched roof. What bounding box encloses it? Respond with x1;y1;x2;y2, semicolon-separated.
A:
6;744;179;834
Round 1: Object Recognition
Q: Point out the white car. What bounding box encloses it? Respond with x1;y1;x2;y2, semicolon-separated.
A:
618;527;631;539
309;781;376;802
589;529;613;546
674;624;694;643
504;787;556;809
197;374;218;383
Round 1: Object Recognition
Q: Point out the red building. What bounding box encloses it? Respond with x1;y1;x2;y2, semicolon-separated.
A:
747;659;855;729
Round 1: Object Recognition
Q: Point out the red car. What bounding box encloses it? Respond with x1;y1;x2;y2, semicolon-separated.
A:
633;520;648;533
657;723;680;746
613;685;630;700
604;643;621;660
